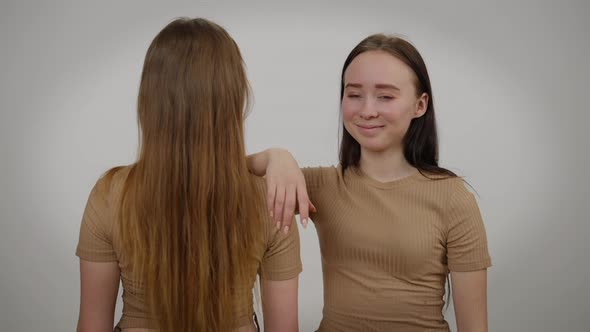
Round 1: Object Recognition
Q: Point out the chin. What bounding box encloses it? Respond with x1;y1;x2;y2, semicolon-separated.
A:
362;145;390;153
354;137;390;152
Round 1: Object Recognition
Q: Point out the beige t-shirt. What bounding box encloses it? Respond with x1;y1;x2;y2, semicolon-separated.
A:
76;166;302;330
303;166;491;332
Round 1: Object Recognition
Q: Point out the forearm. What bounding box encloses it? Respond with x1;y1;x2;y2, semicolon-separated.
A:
245;147;312;227
246;149;272;176
246;148;288;176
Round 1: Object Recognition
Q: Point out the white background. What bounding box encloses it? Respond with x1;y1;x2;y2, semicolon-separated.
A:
1;1;589;331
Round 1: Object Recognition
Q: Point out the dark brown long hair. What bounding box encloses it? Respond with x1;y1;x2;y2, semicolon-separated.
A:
111;18;264;331
339;34;456;179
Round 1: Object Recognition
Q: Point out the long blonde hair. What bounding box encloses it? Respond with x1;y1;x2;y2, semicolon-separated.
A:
112;18;264;331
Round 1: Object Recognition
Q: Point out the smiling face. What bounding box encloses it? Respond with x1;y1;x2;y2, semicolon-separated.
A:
341;50;428;154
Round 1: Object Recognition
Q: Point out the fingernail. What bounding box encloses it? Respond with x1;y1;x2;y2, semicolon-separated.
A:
302;218;308;229
283;226;290;234
276;222;281;230
269;210;274;218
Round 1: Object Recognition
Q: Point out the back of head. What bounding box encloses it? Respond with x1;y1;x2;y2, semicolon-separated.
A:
118;17;263;332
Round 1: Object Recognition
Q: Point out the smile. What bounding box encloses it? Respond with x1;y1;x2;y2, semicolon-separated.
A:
355;124;385;136
356;124;384;129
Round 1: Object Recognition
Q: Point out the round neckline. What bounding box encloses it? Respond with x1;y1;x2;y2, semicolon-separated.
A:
345;165;424;189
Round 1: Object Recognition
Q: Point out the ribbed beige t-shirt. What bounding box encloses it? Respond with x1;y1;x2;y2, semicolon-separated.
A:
303;166;491;332
76;166;302;330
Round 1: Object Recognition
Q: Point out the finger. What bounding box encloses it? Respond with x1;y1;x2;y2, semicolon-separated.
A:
297;185;310;229
266;180;277;219
273;186;286;228
309;200;317;213
282;185;296;232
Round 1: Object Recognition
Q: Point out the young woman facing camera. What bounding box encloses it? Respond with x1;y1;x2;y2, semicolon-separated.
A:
75;18;301;332
249;34;491;331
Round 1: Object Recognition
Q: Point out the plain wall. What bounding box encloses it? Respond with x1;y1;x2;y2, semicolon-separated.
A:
1;0;589;331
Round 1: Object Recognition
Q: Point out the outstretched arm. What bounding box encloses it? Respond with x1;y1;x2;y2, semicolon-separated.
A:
247;148;315;233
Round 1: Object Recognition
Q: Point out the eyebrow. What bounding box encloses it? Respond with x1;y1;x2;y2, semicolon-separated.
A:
345;83;400;91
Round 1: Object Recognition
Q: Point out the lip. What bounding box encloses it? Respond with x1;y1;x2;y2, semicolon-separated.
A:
356;124;384;129
355;124;385;136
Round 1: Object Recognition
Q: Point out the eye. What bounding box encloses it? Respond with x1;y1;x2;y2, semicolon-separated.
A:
378;95;394;100
347;94;361;99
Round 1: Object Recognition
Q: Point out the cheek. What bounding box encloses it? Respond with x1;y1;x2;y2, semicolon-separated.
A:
379;108;403;125
341;100;357;122
380;101;414;124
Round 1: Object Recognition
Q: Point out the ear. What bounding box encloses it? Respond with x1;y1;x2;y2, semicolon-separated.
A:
414;93;429;118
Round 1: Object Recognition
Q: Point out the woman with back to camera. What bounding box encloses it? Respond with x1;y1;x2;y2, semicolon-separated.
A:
249;34;491;331
75;18;301;332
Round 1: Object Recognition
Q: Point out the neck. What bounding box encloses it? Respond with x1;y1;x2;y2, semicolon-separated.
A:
358;146;417;182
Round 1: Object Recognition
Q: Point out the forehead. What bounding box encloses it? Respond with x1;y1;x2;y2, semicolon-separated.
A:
344;50;416;87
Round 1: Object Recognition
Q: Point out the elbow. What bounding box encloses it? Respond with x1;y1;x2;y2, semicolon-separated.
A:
76;321;113;332
265;325;298;332
264;318;299;332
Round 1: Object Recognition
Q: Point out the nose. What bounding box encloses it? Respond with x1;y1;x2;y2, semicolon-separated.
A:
359;99;378;119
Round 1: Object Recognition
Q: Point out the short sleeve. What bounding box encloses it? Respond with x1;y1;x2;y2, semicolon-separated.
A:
76;178;117;262
259;220;302;281
446;180;492;272
302;166;336;203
